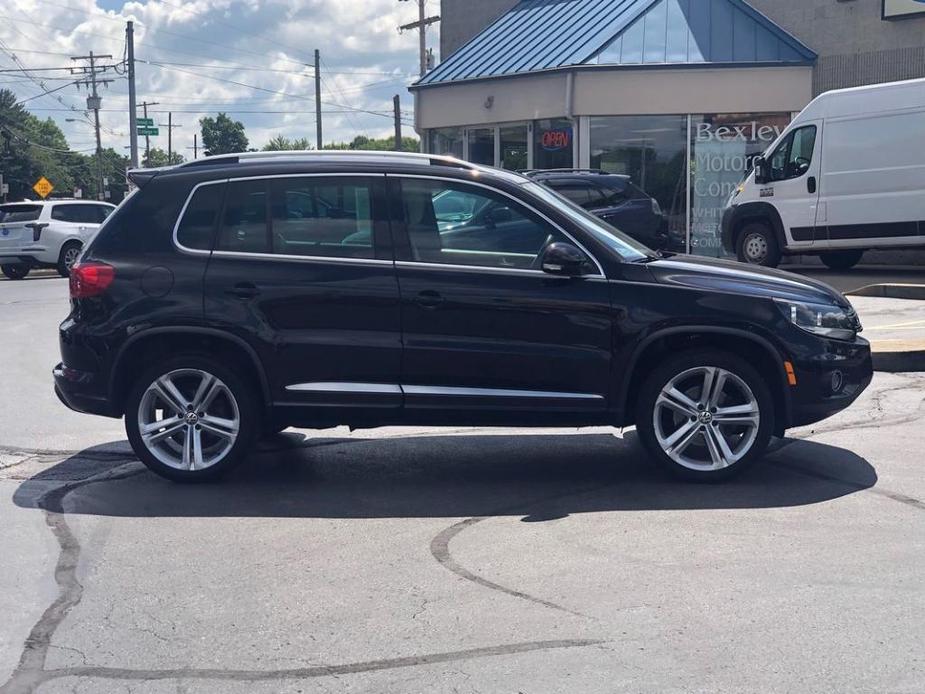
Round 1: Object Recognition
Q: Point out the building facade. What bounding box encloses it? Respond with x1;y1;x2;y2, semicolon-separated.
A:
419;0;925;256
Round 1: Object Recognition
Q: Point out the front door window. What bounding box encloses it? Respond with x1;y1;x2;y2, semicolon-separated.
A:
398;178;584;271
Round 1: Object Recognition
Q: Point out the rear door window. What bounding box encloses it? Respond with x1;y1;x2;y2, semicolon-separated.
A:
0;205;42;223
51;205;86;223
269;177;375;259
176;183;226;251
217;180;269;254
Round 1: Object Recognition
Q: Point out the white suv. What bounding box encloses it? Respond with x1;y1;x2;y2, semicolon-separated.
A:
0;199;116;279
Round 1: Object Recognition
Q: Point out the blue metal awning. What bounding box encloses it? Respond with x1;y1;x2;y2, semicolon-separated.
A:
415;0;816;87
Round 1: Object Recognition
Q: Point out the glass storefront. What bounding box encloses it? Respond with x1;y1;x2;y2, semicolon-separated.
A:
429;127;463;159
426;112;792;256
500;124;529;171
690;113;790;256
468;128;495;166
590;115;689;250
534;118;574;170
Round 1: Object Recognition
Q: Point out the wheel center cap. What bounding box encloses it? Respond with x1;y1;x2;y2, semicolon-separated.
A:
698;411;713;424
185;412;200;425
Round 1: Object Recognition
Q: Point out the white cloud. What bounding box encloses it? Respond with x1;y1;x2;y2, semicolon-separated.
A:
0;0;431;155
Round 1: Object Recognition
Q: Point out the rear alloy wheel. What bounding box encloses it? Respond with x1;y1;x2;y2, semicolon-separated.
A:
125;356;259;482
1;263;30;280
57;242;82;277
736;223;781;268
820;249;864;271
636;351;774;481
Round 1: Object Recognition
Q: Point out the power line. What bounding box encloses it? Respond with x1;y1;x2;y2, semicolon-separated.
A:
142;60;401;121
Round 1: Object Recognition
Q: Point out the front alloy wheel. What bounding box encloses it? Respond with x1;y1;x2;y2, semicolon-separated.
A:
654;367;760;471
637;351;774;481
126;357;258;481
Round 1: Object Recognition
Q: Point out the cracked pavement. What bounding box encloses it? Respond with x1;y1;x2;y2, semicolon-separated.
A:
1;276;924;693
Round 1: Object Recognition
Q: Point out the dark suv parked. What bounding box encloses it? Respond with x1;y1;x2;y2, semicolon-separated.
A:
524;169;670;251
55;152;872;483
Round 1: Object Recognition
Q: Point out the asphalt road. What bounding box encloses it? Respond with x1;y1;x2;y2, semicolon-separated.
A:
1;274;924;693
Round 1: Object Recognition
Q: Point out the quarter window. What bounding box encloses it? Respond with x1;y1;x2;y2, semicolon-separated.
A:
0;205;41;222
768;125;817;182
177;183;225;250
399;179;577;270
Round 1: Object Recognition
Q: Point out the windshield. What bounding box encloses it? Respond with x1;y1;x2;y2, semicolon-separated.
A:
520;181;651;262
0;205;41;223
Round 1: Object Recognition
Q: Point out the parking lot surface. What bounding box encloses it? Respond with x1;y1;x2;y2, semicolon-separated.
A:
1;275;923;693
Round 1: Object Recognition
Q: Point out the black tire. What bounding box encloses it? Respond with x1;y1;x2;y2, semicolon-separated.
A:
57;241;82;277
124;354;260;482
1;263;30;280
820;249;864;271
736;222;781;268
635;349;775;482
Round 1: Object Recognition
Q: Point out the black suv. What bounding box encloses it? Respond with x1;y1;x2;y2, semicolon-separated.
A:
55;152;872;483
524;169;670;251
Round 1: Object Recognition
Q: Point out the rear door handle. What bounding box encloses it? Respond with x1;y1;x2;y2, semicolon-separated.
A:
414;289;444;309
807;176;817;194
225;282;260;299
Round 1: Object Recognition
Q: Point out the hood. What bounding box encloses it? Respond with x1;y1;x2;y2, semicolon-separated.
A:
646;255;848;307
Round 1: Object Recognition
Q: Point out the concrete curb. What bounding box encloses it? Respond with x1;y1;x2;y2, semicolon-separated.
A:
848;283;925;300
872;350;925;373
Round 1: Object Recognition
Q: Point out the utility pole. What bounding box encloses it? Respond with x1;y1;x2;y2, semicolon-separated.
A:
393;95;402;151
126;21;139;169
186;134;198;160
138;101;159;165
398;0;440;77
314;49;322;150
157;112;182;163
71;51;113;200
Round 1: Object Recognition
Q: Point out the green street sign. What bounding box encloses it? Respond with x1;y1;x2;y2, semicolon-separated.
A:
137;127;159;136
136;117;154;127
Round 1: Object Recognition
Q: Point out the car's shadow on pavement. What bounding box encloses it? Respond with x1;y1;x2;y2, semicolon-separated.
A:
12;430;877;520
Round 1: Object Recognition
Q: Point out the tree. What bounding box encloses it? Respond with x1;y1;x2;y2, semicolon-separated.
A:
323;135;419;152
199;113;248;155
0;89;82;200
262;134;312;151
143;147;185;167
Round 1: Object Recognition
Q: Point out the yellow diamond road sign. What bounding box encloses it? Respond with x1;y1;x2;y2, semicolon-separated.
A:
32;176;54;199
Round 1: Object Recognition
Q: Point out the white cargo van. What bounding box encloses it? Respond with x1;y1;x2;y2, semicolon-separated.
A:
721;77;925;269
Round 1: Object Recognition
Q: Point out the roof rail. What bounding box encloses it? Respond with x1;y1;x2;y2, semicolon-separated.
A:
521;168;624;176
174;150;480;171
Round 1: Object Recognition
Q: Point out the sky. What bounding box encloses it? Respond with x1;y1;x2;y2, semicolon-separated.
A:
0;0;437;157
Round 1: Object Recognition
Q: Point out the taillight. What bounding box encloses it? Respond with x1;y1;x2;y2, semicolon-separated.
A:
69;261;115;298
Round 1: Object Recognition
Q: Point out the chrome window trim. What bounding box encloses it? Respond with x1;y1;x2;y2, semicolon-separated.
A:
285;382;605;400
388;173;606;278
172;173;388;264
402;385;604;400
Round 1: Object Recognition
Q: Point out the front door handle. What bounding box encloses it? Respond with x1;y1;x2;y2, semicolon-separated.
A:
807;176;817;194
225;282;260;299
414;290;444;309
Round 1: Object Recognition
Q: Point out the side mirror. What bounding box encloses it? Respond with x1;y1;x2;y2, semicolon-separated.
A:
753;155;768;184
540;242;587;277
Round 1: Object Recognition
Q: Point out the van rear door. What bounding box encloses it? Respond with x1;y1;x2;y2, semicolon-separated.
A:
761;121;823;249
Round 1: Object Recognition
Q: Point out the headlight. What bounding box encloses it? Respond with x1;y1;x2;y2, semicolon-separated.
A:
774;299;861;341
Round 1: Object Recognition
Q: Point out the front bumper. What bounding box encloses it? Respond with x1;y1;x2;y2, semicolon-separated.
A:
788;335;873;427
